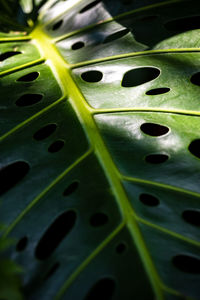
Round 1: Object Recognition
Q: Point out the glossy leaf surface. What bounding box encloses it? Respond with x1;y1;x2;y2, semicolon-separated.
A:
0;0;200;299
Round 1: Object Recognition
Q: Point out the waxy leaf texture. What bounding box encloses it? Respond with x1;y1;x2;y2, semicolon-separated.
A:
0;0;200;299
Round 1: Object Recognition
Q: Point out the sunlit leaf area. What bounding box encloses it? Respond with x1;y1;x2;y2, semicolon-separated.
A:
0;0;200;299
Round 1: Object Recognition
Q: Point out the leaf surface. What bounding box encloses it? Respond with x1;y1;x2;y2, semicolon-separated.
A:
0;0;200;299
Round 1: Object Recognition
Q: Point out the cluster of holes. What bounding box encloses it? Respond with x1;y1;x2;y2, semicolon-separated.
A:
140;122;170;164
139;193;200;229
16;180;80;257
138;192;200;273
138;192;200;275
80;67;161;86
33;123;65;153
69;12;200;51
71;27;131;51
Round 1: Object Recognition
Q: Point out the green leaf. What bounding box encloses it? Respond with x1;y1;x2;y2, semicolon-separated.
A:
0;226;23;300
1;0;200;299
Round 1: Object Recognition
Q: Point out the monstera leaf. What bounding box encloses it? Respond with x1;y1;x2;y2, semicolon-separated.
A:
1;0;200;299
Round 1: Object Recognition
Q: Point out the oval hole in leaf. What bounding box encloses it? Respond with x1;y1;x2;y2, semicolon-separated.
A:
81;70;103;83
188;139;200;159
146;87;170;95
139;193;160;206
122;67;160;87
72;41;85;50
52;20;63;31
84;278;115;300
15;93;43;106
103;28;130;44
140;123;169;137
116;242;127;254
0;51;21;61
44;262;60;280
165;16;200;32
191;72;200;86
79;0;101;13
48;140;65;153
35;210;76;260
145;154;169;164
182;210;200;226
81;71;103;82
16;236;28;252
33;123;57;141
0;161;30;196
63;181;79;196
90;212;108;227
17;72;39;82
172;254;200;273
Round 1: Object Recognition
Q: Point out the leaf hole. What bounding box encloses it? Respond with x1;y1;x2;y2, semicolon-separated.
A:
90;212;108;227
33;123;57;141
15;93;43;106
146;87;170;95
17;72;39;82
0;161;30;196
71;41;85;50
140;123;169;137
35;210;76;260
139;193;160;206
44;262;60;280
103;28;130;44
16;236;28;252
52;19;63;31
122;67;160;87
79;0;101;14
191;72;200;86
165;16;200;32
145;154;169;164
81;70;103;83
63;181;79;196
0;51;21;61
182;210;200;226
48;140;65;153
188;139;200;159
84;277;115;300
172;254;200;273
116;242;127;254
